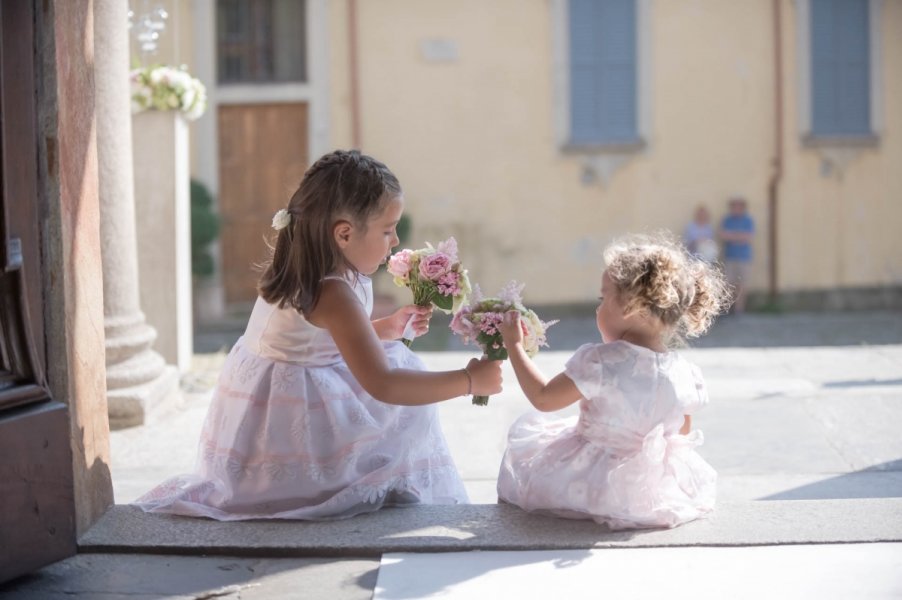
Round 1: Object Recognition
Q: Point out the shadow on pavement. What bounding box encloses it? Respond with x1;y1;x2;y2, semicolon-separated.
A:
822;378;902;389
760;460;902;501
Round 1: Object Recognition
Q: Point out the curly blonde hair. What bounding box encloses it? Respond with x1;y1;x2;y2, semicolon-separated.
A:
603;233;730;344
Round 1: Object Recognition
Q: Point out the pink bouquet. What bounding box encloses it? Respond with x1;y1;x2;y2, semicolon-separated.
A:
450;281;557;405
387;237;472;346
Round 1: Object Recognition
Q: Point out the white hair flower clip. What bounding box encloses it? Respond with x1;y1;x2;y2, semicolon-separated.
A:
271;208;291;231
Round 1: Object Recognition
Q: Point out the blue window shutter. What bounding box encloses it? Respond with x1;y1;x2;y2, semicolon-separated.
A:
569;0;638;144
811;0;870;136
570;0;605;143
836;0;870;133
811;0;838;132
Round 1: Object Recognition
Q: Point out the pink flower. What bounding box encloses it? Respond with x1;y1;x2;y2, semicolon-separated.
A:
477;313;504;336
436;271;460;296
387;249;414;278
419;252;452;281
450;310;476;340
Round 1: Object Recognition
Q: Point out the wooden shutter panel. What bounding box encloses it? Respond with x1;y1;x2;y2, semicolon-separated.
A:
811;0;870;136
569;0;638;145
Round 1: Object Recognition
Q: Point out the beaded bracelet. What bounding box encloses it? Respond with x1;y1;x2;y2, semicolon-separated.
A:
462;367;472;396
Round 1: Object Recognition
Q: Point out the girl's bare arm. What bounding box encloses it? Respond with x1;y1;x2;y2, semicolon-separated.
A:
309;280;501;405
504;341;582;412
499;310;581;412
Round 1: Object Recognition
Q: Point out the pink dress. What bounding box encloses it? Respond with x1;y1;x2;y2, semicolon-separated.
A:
135;275;468;520
497;341;716;530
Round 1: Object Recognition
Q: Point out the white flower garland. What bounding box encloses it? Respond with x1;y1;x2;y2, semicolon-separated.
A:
130;64;207;121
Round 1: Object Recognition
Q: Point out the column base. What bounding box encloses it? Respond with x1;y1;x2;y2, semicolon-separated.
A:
107;365;181;430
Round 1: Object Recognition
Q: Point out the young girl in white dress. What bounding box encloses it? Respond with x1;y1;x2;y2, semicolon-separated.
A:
496;234;729;530
136;149;502;520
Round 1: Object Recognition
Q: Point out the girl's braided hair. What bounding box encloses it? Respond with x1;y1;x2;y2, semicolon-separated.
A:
604;232;731;345
258;149;402;314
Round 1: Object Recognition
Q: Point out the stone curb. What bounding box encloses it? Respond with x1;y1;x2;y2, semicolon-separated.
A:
79;500;902;558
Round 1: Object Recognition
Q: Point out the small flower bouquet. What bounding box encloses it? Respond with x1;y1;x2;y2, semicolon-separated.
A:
451;281;557;405
130;64;207;121
387;237;472;346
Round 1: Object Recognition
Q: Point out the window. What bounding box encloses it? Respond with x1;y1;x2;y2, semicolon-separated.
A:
216;0;307;84
810;0;871;137
568;0;639;146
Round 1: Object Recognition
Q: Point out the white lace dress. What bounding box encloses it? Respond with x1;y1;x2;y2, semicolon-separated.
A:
135;275;468;520
497;341;716;530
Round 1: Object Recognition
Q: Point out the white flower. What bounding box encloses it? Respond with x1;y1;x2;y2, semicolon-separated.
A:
185;86;207;121
498;280;525;304
181;88;196;112
271;208;291;230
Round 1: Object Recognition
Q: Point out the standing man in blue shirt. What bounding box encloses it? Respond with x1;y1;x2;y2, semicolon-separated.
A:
719;197;755;314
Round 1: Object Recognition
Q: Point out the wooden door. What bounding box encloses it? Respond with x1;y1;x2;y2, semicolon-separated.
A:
218;103;309;306
0;0;76;583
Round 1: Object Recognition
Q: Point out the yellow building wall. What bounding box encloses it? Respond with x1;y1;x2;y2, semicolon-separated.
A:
779;0;902;291
330;0;902;304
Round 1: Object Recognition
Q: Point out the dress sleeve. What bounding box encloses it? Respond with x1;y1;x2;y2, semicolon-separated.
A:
683;362;709;414
564;343;603;400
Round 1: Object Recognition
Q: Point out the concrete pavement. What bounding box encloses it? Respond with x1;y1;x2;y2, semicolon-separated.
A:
194;308;902;352
3;311;901;598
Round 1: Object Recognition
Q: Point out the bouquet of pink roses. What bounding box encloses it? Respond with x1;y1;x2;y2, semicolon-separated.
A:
387;237;472;346
450;281;557;405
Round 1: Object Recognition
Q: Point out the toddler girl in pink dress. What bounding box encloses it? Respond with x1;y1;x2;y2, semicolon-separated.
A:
496;234;729;530
135;150;502;520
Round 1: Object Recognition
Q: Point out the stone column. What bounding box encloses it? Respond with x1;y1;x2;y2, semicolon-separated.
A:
94;0;179;429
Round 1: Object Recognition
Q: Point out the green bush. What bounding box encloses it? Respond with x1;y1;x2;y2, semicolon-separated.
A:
190;179;220;278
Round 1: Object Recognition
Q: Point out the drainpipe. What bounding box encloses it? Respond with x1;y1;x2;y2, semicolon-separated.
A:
768;0;784;305
348;0;362;149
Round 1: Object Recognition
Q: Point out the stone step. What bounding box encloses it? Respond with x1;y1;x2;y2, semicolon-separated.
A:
79;499;902;558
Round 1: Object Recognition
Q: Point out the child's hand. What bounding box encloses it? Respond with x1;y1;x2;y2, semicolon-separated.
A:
466;357;503;396
387;304;433;339
499;310;526;348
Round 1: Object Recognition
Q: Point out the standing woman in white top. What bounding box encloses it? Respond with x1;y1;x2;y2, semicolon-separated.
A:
684;204;719;263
